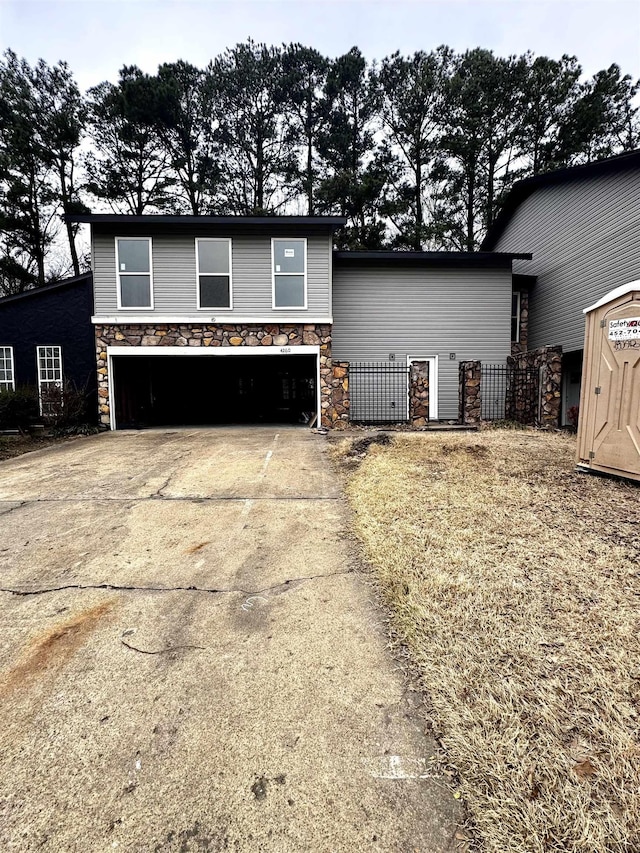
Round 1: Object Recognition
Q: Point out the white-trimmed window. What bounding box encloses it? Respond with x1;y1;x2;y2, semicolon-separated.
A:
272;238;307;309
116;237;153;308
0;346;15;392
196;238;232;309
37;346;63;416
511;292;521;342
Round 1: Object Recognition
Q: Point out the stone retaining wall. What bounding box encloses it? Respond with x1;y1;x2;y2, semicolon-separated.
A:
95;323;349;429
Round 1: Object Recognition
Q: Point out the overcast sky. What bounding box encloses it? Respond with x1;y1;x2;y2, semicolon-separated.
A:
1;0;638;91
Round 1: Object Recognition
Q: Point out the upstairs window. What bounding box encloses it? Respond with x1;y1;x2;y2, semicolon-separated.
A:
116;238;153;308
196;239;232;309
0;346;15;392
272;239;306;309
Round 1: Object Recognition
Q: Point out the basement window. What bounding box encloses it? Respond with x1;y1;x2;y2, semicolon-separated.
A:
196;238;232;309
272;239;307;309
116;237;153;309
0;346;15;392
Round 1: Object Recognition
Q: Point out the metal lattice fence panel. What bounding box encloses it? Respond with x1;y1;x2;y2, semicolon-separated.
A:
481;364;540;424
349;362;410;423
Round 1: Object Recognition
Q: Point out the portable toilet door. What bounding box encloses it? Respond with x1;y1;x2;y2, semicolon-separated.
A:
577;280;640;482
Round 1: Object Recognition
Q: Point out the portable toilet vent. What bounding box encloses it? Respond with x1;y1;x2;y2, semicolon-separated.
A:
576;280;640;482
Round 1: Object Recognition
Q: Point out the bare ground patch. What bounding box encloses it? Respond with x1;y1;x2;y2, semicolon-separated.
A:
332;429;640;852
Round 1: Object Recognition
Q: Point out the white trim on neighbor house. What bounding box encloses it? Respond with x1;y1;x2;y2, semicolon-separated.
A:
407;355;438;420
271;237;308;310
195;237;233;311
115;236;154;311
92;315;333;325
0;346;15;392
106;344;322;431
36;345;63;416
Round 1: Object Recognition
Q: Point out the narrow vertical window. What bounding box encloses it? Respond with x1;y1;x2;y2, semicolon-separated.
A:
196;239;232;309
37;345;63;416
0;347;15;392
511;292;521;342
116;237;153;308
272;239;307;309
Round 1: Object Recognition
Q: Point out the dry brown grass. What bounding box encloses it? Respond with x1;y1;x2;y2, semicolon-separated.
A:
333;429;640;853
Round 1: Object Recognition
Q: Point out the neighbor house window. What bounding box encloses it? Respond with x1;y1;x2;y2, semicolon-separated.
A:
37;346;63;417
511;292;521;342
0;346;15;392
272;238;306;309
116;237;153;308
196;238;232;309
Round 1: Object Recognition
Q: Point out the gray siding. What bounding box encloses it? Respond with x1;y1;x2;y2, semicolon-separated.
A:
494;167;640;353
93;232;332;317
332;266;512;420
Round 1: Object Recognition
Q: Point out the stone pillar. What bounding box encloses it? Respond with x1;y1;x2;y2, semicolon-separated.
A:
321;361;349;429
459;361;482;425
539;346;562;428
409;360;429;427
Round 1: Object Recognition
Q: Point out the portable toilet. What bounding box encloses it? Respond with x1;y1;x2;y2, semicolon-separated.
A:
576;281;640;482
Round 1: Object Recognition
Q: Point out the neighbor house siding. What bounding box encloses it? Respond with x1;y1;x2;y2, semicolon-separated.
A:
331;266;512;420
493;167;640;353
93;231;332;318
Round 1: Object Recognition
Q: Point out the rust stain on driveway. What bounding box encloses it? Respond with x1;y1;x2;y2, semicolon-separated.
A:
0;600;115;699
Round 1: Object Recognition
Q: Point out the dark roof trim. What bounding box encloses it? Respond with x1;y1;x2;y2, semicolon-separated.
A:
65;213;346;229
482;148;640;250
0;271;92;307
513;274;537;290
333;250;531;269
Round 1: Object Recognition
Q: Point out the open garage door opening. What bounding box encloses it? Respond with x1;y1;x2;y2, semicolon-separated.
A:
112;354;318;429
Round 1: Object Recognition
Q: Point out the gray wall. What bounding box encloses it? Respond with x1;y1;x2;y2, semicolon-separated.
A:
332;265;513;420
494;167;640;353
93;231;332;317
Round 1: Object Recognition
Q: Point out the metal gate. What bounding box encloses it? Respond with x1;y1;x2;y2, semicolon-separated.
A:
481;363;540;424
349;362;410;423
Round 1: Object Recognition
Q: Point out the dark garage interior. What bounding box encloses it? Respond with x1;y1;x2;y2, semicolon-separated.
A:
112;354;318;428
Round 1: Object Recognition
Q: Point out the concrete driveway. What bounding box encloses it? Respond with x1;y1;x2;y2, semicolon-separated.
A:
0;427;460;852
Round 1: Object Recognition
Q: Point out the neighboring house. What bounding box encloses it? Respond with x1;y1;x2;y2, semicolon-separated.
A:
62;212;528;430
0;272;97;419
482;149;640;424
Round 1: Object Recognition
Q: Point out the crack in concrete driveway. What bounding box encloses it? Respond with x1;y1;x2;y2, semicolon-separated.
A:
0;426;462;852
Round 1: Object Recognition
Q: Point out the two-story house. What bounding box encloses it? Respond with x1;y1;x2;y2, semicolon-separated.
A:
481;149;640;424
64;213;528;430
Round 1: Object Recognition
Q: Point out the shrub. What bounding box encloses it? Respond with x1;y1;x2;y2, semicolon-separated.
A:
0;386;39;432
40;380;93;429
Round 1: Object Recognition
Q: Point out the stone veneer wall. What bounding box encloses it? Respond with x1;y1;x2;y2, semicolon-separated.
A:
507;345;562;429
409;361;429;427
458;361;482;425
95;323;349;429
511;290;529;355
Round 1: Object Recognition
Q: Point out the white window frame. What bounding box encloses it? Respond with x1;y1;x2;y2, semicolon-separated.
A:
115;236;154;310
36;345;63;416
271;238;308;310
0;346;15;392
195;238;233;311
511;291;521;343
